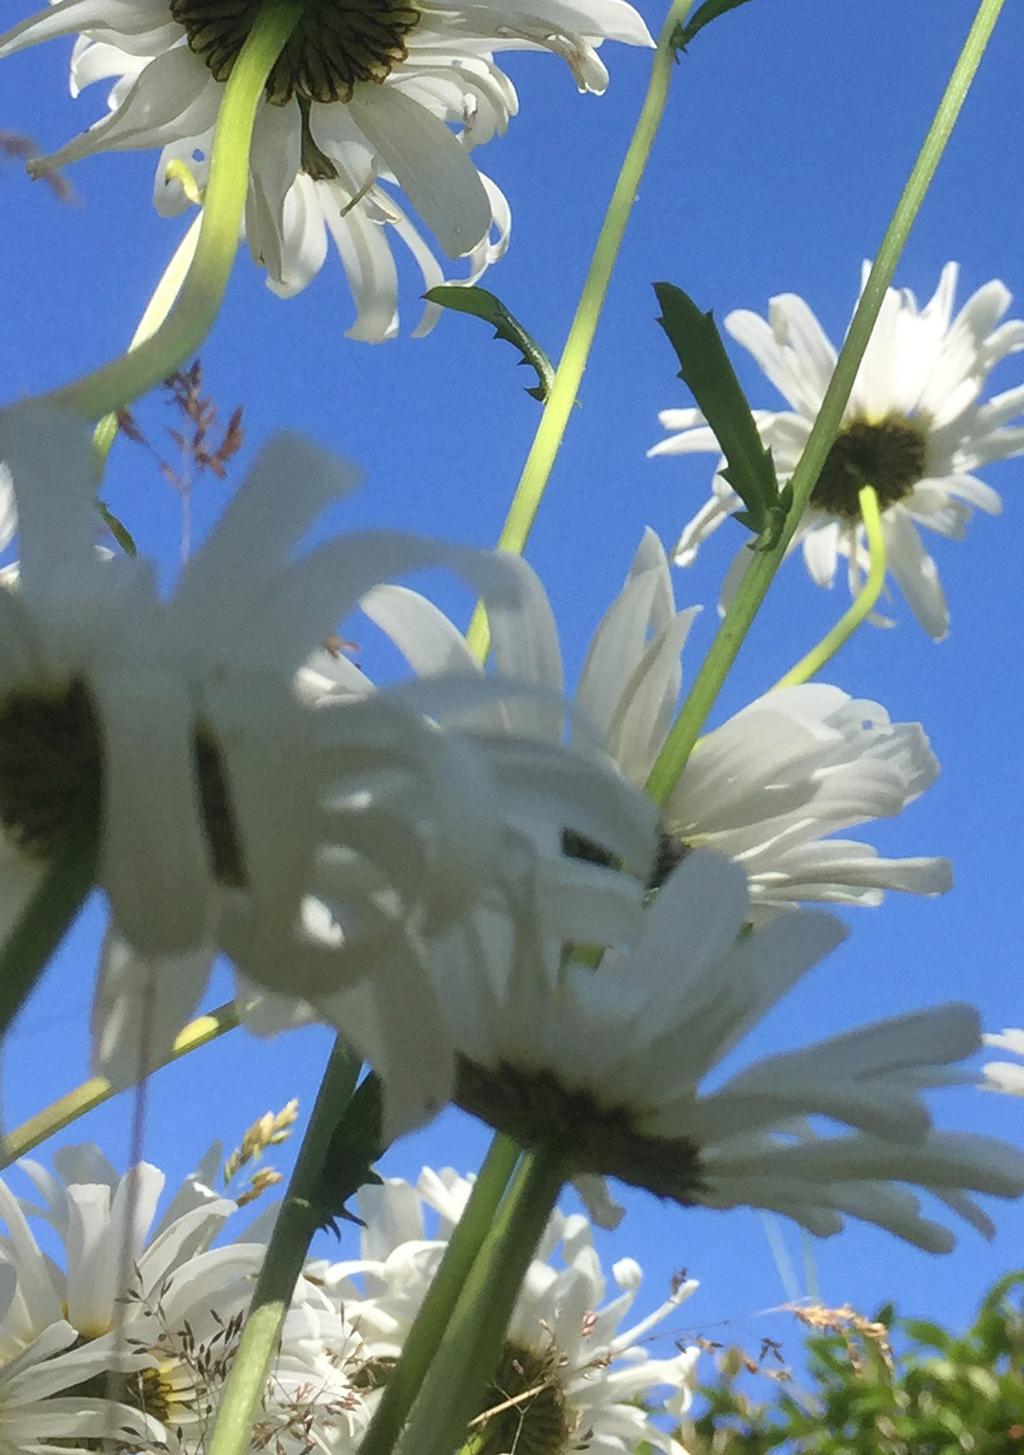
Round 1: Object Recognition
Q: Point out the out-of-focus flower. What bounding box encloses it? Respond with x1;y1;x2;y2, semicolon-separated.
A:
355;529;951;916
651;263;1024;637
0;0;651;338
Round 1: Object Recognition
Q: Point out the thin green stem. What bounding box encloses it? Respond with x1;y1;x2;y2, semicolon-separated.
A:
395;1145;568;1455
38;0;302;422
0;796;99;1041
772;486;885;689
0;1000;239;1168
644;0;1007;807
92;212;203;471
464;0;695;657
357;1133;521;1455
205;1038;361;1455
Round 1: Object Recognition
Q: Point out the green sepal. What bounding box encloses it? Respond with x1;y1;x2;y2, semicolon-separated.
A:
313;1071;385;1234
672;0;757;54
654;281;782;541
98;502;138;557
425;285;555;403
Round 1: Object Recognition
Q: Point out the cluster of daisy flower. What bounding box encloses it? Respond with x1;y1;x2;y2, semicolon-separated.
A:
0;1145;700;1455
1;2;1024;1453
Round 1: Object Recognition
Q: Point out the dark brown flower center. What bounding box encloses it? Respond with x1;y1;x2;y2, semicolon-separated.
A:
474;1343;572;1455
170;0;422;104
0;679;246;886
454;1058;706;1206
811;413;929;519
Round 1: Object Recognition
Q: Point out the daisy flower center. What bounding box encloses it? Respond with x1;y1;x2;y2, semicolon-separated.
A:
812;413;930;519
473;1343;572;1455
454;1059;706;1205
0;679;101;857
170;0;422;104
0;681;245;886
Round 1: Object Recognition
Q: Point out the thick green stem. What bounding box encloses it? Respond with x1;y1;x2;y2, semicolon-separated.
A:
39;0;302;422
205;1038;361;1455
464;0;695;656
357;1133;521;1455
644;0;1007;807
772;486;885;690
0;1000;239;1168
0;798;99;1041
395;1145;568;1455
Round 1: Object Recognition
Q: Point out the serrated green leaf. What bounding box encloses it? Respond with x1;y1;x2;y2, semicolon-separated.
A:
673;0;758;53
98;502;137;557
654;281;781;540
314;1072;385;1234
425;285;555;403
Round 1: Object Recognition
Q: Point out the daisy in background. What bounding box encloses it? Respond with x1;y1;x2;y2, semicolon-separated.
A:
321;1168;701;1455
650;262;1024;638
981;1029;1024;1097
349;528;951;917
0;0;651;340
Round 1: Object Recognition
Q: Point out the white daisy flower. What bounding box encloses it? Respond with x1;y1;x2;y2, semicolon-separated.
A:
420;851;1024;1251
650;262;1024;637
981;1028;1024;1097
323;1168;700;1455
1;404;616;1101
355;529;951;916
0;1144;373;1454
0;0;651;338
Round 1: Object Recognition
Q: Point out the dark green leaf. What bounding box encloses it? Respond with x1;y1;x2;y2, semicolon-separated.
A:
654;281;781;543
425;285;555;402
313;1072;385;1234
673;0;758;53
98;502;137;557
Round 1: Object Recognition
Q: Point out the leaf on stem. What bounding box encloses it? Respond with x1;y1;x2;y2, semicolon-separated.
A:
654;280;786;549
313;1072;385;1233
672;0;758;53
425;285;555;402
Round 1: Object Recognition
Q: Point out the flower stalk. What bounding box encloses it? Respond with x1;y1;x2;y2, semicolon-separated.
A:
643;0;1008;808
464;0;696;656
772;486;886;690
38;0;303;422
394;1144;569;1455
357;1133;522;1455
205;1036;362;1455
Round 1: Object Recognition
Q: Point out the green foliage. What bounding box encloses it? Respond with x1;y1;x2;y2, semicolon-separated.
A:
672;0;759;54
653;281;787;550
686;1278;1024;1454
313;1071;384;1234
424;285;555;402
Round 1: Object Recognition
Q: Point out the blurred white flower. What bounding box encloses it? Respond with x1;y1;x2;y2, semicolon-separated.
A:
2;404;639;1111
0;0;651;338
325;1168;700;1455
356;529;950;916
429;850;1024;1251
650;263;1024;637
982;1028;1024;1096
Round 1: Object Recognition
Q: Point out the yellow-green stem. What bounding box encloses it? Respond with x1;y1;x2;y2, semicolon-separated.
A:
37;0;302;422
357;1134;521;1455
92;212;203;470
644;0;1007;808
772;486;885;689
464;0;696;657
206;1038;361;1455
395;1145;568;1455
1;1001;239;1169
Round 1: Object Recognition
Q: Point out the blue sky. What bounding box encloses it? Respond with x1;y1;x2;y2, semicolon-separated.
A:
2;0;1024;1378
